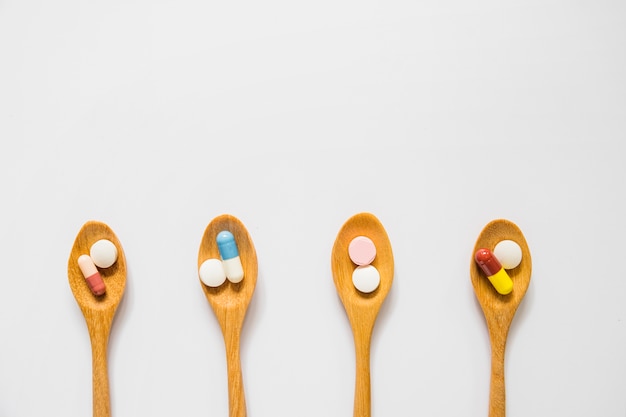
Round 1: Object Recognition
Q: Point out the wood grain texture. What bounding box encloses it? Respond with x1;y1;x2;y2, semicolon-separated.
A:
198;214;257;417
68;221;127;417
470;219;532;417
331;213;394;417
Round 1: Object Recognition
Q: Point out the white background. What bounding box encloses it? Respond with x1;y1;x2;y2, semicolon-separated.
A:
1;0;625;416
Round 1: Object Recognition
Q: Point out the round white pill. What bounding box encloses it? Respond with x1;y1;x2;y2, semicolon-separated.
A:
89;239;118;269
352;265;380;293
493;240;522;270
199;259;227;287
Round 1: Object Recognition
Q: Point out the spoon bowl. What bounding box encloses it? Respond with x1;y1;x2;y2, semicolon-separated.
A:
331;212;394;417
198;214;257;417
470;219;532;417
68;221;126;417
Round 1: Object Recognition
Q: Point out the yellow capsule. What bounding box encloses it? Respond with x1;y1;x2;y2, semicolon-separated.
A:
475;248;513;295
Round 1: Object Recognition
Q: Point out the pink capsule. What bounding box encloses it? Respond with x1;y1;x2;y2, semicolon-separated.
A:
78;254;106;296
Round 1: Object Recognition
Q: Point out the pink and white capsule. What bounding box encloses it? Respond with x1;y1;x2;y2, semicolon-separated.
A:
78;254;106;296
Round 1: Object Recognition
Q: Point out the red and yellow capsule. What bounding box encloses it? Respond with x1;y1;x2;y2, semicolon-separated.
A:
475;248;513;295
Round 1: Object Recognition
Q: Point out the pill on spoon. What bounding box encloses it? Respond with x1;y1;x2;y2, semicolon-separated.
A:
475;248;513;295
493;240;522;270
199;258;227;287
352;264;380;293
217;231;244;283
78;254;106;296
89;239;118;269
348;236;376;266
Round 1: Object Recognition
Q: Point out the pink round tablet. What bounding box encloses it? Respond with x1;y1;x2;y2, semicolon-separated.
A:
348;236;376;266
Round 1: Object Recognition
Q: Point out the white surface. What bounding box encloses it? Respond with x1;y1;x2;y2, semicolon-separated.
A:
1;0;625;416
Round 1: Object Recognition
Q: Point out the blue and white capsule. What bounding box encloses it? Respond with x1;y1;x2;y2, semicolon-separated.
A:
217;231;244;283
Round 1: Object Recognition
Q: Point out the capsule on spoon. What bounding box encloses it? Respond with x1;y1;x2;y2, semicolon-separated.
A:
475;248;513;295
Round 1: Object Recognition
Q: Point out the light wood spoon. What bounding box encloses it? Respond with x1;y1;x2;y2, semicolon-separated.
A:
331;212;394;417
197;214;257;417
470;219;532;417
68;221;126;417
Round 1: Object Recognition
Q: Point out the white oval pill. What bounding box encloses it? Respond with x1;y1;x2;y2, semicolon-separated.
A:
352;265;380;293
493;239;522;270
89;239;118;268
199;258;227;287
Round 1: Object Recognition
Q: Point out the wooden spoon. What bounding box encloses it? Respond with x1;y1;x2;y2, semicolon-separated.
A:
470;219;532;417
68;221;127;417
197;214;257;417
331;212;394;417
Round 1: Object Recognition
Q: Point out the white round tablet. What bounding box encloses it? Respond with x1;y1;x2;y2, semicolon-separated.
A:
352;265;380;293
199;258;227;287
493;240;522;270
89;239;118;269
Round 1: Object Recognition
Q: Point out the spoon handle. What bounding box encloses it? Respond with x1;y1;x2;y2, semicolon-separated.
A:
87;315;113;417
353;326;373;417
488;330;507;417
223;326;247;417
